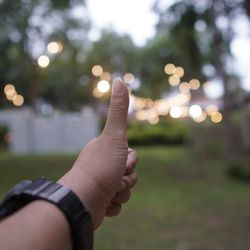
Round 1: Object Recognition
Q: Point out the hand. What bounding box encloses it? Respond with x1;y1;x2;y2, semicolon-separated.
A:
59;79;139;230
106;148;138;217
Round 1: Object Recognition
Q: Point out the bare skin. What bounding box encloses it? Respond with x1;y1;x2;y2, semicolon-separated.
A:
0;79;139;250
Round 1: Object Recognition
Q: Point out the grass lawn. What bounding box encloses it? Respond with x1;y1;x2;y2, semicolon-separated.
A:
0;146;250;250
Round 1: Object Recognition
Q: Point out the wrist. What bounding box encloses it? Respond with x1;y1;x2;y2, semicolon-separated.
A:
58;167;105;229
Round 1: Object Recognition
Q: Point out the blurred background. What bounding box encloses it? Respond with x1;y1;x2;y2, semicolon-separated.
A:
1;0;250;249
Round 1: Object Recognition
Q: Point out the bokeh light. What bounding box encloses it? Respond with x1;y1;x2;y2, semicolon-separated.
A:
179;82;190;93
97;80;110;93
6;90;17;101
189;79;200;90
133;98;146;110
135;110;147;121
123;73;135;84
47;41;63;54
173;66;184;78
164;63;175;75
206;105;219;116
169;75;180;86
211;111;223;123
180;106;189;117
193;111;207;123
4;84;15;95
38;55;50;68
100;71;112;81
170;106;182;118
12;95;24;106
145;98;154;108
92;88;103;98
189;105;202;119
148;116;159;124
92;65;103;77
155;101;169;116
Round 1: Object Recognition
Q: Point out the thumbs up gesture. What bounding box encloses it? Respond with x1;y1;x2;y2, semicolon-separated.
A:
59;79;139;229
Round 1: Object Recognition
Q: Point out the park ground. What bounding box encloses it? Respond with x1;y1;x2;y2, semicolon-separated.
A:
0;146;250;250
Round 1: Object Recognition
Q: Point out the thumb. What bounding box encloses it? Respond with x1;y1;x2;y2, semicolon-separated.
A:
102;78;129;138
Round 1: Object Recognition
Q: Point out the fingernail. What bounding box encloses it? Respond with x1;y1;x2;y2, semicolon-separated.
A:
112;78;125;95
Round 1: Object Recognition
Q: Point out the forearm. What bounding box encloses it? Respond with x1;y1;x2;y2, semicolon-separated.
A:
0;167;98;250
0;200;72;250
0;168;100;250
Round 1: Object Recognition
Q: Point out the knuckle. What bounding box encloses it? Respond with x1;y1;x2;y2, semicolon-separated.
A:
112;129;127;141
110;100;127;113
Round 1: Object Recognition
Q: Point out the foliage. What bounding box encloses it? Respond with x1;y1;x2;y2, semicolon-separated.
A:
0;0;90;109
128;119;189;145
133;35;174;98
228;162;250;183
0;125;8;149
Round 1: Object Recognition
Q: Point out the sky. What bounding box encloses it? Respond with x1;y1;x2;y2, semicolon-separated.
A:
86;0;250;95
87;0;158;46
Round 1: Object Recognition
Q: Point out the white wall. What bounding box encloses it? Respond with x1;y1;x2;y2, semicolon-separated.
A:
0;108;99;154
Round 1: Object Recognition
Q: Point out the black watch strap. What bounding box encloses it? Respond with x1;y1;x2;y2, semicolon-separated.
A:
0;178;93;250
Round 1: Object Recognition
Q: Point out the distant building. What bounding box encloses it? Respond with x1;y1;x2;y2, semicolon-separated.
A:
0;108;99;154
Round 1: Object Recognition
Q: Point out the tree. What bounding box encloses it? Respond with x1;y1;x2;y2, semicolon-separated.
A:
153;0;250;160
0;0;91;109
81;30;138;102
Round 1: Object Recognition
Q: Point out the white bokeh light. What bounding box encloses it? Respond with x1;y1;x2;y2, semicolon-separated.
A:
189;105;202;119
170;106;182;118
97;80;110;93
203;80;224;99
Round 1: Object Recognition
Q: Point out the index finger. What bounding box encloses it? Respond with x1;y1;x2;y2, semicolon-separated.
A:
125;148;139;174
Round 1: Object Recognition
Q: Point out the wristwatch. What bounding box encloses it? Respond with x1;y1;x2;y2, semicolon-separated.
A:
0;177;93;250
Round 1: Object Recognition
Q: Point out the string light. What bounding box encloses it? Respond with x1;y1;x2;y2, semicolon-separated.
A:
97;80;110;93
38;55;50;68
189;105;202;119
189;79;200;90
47;41;63;54
148;116;159;124
92;65;103;77
180;106;189;117
179;82;190;93
206;105;219;116
4;84;15;95
91;63;222;126
12;95;24;106
100;72;112;81
170;106;182;118
164;63;175;75
134;98;146;110
169;75;180;86
173;67;184;78
155;101;169;115
3;83;24;106
92;88;103;98
211;111;223;123
193;111;207;123
123;73;135;84
6;89;17;100
145;98;154;108
135;110;148;121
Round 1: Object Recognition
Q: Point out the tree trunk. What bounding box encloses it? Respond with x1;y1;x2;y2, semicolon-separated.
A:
209;1;237;162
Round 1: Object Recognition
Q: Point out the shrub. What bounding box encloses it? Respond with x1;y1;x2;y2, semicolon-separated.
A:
128;119;189;146
0;125;8;149
227;162;250;183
